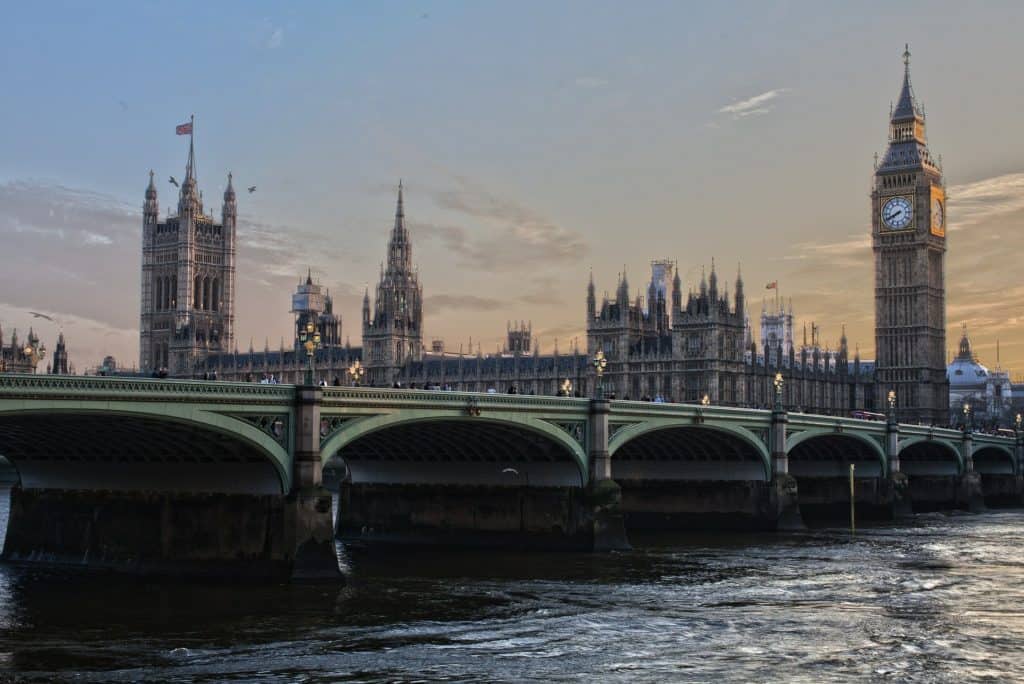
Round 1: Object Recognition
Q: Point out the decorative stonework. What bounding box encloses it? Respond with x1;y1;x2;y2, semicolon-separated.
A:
227;414;289;446
609;422;640;440
546;420;585;447
319;416;356;443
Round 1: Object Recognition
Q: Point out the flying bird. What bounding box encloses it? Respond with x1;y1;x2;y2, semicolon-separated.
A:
169;176;179;187
247;186;256;193
28;312;55;322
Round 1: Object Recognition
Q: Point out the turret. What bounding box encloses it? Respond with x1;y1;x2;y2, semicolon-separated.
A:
708;258;718;301
362;286;371;327
222;172;237;221
671;266;682;321
144;170;159;224
586;270;596;319
734;264;745;318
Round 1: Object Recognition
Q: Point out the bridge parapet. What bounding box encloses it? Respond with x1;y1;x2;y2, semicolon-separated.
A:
0;374;295;406
321;386;590;415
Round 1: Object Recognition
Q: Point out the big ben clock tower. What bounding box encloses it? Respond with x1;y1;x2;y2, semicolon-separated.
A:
872;45;949;424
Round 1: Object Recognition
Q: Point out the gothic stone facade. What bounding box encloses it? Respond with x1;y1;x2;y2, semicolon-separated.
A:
139;137;236;375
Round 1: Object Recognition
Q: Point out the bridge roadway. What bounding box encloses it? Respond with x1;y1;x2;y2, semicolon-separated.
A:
0;375;1020;580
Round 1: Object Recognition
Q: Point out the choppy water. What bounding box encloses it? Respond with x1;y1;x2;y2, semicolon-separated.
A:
2;490;1024;682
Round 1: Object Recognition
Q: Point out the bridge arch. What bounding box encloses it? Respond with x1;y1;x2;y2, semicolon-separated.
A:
320;413;588;487
609;422;771;481
897;437;963;477
787;430;887;478
0;405;291;494
972;444;1017;476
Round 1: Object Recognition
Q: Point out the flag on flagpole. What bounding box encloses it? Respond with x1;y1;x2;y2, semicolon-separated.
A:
175;121;193;135
765;281;778;290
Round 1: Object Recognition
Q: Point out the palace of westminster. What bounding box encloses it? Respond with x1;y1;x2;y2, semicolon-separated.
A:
5;49;1022;426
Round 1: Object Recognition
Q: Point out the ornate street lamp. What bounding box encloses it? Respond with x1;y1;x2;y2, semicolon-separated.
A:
887;389;896;423
701;393;710;407
1016;412;1023;434
592;350;607;399
962;401;972;432
773;372;784;412
348;359;366;387
561;378;572;397
298;320;321;386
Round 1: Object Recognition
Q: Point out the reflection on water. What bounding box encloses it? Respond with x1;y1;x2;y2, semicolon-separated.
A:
1;492;1024;681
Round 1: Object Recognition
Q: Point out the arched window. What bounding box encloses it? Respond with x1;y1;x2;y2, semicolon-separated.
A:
170;276;177;308
194;277;202;311
211;279;220;312
203;277;211;312
155;277;163;311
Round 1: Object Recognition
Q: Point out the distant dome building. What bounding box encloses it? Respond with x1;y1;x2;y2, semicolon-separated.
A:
947;326;1013;427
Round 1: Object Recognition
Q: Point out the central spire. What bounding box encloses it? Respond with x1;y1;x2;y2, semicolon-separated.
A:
892;43;922;122
386;180;412;273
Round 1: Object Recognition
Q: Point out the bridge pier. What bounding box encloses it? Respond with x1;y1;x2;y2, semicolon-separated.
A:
958;432;985;513
587;398;630;551
287;386;342;581
770;407;803;530
886;419;912;518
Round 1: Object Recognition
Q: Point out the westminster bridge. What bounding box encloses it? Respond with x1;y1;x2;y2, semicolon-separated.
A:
0;375;1021;580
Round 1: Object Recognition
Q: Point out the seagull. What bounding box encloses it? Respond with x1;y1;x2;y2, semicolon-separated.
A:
28;312;55;322
169;176;179;187
247;186;256;193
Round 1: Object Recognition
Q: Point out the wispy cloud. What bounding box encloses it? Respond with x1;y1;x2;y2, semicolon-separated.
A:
947;172;1024;231
424;294;503;315
718;89;790;119
574;76;608;89
413;178;588;271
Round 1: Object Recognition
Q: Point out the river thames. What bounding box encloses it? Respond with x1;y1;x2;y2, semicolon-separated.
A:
2;489;1024;682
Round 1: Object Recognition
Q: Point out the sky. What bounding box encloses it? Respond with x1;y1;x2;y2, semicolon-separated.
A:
1;1;1023;376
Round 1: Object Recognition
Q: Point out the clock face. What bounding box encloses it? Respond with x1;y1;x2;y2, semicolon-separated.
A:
882;196;913;230
931;198;944;229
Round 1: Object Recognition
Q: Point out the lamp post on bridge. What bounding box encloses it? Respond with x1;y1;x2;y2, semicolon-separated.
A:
962;401;973;434
559;378;572;397
22;341;46;374
348;359;365;387
772;372;784;413
885;390;900;477
299;320;322;386
592;350;607;399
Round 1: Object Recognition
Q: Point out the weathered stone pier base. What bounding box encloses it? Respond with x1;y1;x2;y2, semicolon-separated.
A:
337;483;629;551
1;487;340;581
957;472;985;512
795;475;911;521
904;474;985;513
979;474;1022;508
613;476;802;531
